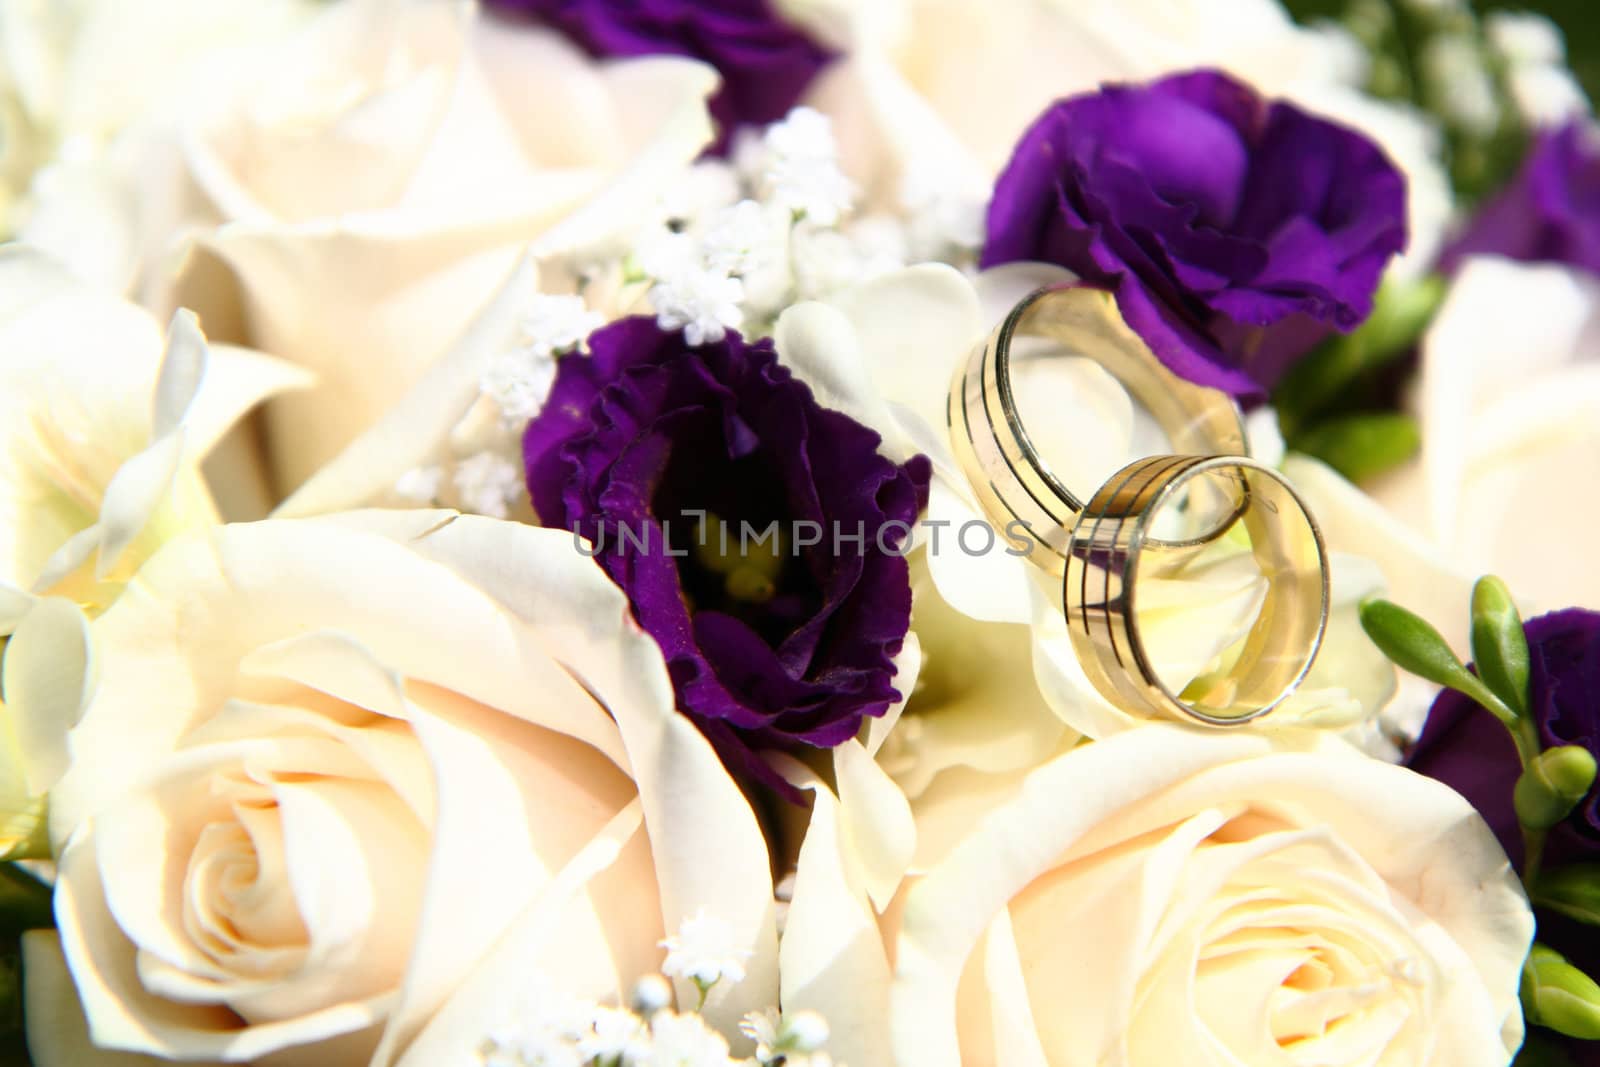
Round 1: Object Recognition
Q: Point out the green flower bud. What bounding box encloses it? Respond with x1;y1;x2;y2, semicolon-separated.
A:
1522;943;1600;1040
1516;746;1599;830
1359;598;1515;724
1359;599;1469;686
1471;575;1531;716
1534;864;1600;928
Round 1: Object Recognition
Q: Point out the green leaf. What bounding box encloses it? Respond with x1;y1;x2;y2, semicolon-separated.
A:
1472;575;1531;717
1273;275;1445;434
1523;943;1600;1041
1358;598;1516;724
1535;865;1600;927
1290;413;1421;484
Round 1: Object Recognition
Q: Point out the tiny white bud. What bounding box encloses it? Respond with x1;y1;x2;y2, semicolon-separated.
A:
648;268;744;347
631;973;675;1016
1507;65;1590;127
452;452;523;519
393;465;444;505
1486;11;1566;66
1420;35;1499;135
757;107;854;225
740;1007;782;1059
780;1010;831;1052
774;872;797;903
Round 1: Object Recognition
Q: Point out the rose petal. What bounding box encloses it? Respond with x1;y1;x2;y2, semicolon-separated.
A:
834;739;915;912
271;253;538;519
324;510;779;1034
390;800;648;1067
778;764;895;1067
977;908;1051;1067
3;596;94;797
774;301;903;456
23;930;218;1067
829;263;983;432
54;837;392;1062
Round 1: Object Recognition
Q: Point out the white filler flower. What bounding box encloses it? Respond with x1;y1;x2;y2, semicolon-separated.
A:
660;912;754;990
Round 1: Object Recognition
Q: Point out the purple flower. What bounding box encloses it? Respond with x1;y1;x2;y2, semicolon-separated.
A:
1408;609;1600;867
482;0;833;151
1406;609;1600;993
1442;120;1600;276
523;318;929;788
981;70;1408;399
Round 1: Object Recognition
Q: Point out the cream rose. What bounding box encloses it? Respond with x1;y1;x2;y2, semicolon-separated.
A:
23;511;777;1065
177;0;719;495
783;726;1533;1067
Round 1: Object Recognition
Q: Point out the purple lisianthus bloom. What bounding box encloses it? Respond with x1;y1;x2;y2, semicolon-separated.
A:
482;0;833;151
981;70;1408;399
1441;120;1600;276
1406;609;1600;1000
523;317;929;788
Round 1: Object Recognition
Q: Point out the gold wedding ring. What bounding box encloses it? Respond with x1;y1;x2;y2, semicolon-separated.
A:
948;286;1329;726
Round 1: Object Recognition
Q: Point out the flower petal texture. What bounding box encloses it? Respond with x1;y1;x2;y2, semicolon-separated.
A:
523;317;928;784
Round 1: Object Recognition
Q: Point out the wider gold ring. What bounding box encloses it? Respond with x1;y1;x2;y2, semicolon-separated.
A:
1063;454;1329;726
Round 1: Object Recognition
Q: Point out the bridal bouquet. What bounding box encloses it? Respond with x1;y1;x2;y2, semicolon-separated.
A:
3;1;1599;1064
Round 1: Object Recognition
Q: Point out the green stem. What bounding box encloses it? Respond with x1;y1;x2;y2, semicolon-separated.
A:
1379;0;1428;113
1510;714;1547;891
1513;716;1542;771
1458;674;1531;756
1523;828;1549;892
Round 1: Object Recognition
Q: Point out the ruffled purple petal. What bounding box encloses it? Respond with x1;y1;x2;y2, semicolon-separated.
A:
982;68;1408;398
523;317;928;795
